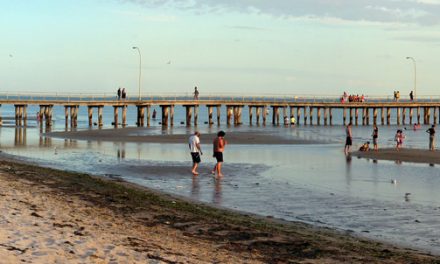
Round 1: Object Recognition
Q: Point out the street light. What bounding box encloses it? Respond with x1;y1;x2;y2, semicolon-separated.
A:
132;46;142;101
406;56;416;100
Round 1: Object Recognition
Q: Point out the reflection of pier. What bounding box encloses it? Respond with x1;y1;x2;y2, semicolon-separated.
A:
1;95;440;127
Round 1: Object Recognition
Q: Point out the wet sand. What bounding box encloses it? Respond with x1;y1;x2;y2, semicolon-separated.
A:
353;148;440;165
0;159;439;263
46;127;323;144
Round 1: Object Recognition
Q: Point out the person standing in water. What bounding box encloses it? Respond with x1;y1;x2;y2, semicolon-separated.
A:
426;125;436;151
372;124;378;151
344;122;352;155
188;131;203;175
212;131;227;177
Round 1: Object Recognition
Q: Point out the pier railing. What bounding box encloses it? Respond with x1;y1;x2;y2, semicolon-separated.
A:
1;92;440;103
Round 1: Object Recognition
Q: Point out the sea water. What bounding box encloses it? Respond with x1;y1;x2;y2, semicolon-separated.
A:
0;104;439;254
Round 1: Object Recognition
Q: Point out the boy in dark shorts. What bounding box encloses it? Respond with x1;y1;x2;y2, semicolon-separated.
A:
188;132;202;175
212;131;227;177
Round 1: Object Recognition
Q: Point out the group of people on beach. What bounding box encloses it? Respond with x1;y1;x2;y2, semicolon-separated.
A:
189;131;227;177
117;87;127;100
344;122;436;154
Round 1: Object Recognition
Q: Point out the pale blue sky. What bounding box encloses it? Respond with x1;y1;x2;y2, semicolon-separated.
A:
1;0;440;97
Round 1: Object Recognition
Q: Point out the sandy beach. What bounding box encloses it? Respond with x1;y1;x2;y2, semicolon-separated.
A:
46;127;324;145
0;159;439;263
353;148;440;165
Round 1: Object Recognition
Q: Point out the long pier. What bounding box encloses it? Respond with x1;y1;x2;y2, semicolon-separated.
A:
1;94;440;127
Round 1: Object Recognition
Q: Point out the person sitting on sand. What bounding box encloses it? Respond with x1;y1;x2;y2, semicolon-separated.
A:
189;131;203;175
290;115;296;125
359;142;370;152
212;131;227;177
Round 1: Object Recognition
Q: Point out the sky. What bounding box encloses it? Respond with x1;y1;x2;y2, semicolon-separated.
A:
1;0;440;97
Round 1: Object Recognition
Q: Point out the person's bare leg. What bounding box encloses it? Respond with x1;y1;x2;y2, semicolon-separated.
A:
217;162;223;177
211;164;216;175
192;163;199;175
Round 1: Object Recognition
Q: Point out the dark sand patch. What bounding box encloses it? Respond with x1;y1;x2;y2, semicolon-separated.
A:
0;159;439;263
46;127;324;145
353;148;440;165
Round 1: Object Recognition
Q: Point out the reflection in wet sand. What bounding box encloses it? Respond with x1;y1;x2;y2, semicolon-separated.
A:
213;178;222;205
14;127;27;146
191;176;200;200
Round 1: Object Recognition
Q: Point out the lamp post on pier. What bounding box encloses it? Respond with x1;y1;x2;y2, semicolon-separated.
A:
406;56;417;100
132;46;142;101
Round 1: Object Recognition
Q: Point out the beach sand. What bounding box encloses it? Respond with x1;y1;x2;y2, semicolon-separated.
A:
46;127;323;145
353;148;440;165
0;159;438;263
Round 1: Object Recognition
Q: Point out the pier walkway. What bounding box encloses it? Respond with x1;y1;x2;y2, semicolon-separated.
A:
1;93;440;127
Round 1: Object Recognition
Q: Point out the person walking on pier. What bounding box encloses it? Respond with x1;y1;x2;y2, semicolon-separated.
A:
193;86;199;100
426;125;436;151
122;88;127;100
409;91;414;101
212;131;227;177
344;122;353;155
189;131;203;175
372;125;379;151
117;87;121;100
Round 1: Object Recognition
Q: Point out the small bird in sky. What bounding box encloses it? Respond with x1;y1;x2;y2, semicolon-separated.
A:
166;60;171;64
9;54;13;58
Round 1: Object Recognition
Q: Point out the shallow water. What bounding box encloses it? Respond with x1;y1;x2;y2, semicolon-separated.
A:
1;110;439;254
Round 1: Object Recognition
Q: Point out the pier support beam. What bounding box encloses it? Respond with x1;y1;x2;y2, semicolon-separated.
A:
39;105;53;127
88;106;93;126
355;108;359;126
226;106;233;125
262;106;268;125
362;108;367;126
373;108;378;125
303;107;307;125
160;105;173;126
402;107;406;125
185;106;193;126
297;107;301;125
434;107;438;125
387;108;391;125
349;108;354;125
329;108;333;126
98;106;103;127
184;104;200;126
309;107;314;125
14;104;27;126
366;108;370;125
217;105;221;125
136;105;150;127
409;108;414;125
272;106;280;125
381;108;385;125
343;108;347;125
324;107;328;126
397;108;401;126
417;107;421;124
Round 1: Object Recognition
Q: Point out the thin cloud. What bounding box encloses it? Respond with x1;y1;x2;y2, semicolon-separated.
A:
120;0;440;26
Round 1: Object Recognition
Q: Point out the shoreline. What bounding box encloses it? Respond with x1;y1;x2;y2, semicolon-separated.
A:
353;148;440;165
0;158;439;263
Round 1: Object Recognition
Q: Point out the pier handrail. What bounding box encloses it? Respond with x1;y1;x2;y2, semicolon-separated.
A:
0;91;440;104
